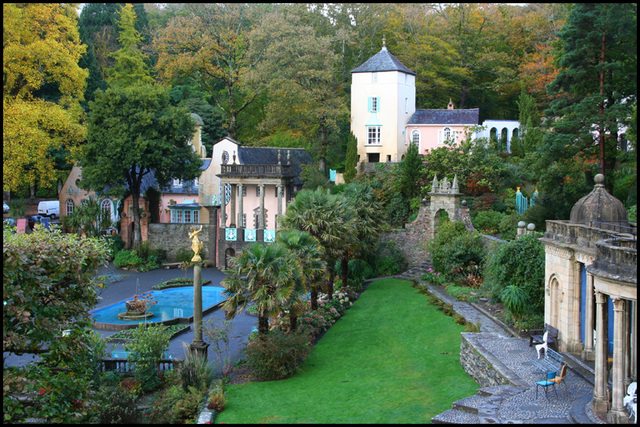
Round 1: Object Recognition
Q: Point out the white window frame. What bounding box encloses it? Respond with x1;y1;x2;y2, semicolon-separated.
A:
367;126;381;145
439;127;457;144
411;130;420;146
66;199;74;216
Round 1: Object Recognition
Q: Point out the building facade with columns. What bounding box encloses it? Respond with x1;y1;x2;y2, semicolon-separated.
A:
198;137;313;268
540;174;636;423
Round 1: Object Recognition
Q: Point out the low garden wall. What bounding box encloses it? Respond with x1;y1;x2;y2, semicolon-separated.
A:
460;332;513;388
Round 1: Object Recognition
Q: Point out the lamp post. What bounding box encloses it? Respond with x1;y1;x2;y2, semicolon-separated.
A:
188;226;209;359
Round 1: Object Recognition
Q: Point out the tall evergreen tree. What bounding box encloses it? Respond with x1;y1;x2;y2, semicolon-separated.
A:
105;3;154;87
343;131;358;183
542;3;637;189
398;141;423;201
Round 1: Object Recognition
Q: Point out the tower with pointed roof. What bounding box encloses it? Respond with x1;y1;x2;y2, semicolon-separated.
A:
350;37;416;167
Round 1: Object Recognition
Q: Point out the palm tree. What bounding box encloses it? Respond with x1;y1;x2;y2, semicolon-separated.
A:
221;243;300;337
276;229;326;330
281;188;349;307
338;183;385;288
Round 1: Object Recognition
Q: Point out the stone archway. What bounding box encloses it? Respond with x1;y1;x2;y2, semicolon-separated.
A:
427;175;464;241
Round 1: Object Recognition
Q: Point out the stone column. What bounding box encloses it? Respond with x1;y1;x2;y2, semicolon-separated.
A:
593;291;609;414
607;298;626;423
259;184;265;229
220;182;227;227
207;206;218;268
229;184;237;228
277;185;283;229
189;261;209;360
237;184;244;229
582;273;595;361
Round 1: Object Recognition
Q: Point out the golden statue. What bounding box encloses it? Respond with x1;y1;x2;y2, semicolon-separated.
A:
188;225;204;262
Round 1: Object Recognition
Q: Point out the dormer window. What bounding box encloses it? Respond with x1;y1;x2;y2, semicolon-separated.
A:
222;151;229;164
173;178;181;187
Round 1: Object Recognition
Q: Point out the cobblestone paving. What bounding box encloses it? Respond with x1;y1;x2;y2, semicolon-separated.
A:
474;334;605;424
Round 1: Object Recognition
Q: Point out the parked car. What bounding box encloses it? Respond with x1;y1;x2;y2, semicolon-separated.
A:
3;202;9;213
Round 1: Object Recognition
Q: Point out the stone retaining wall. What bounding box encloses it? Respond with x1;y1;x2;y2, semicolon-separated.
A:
148;223;211;262
460;332;511;388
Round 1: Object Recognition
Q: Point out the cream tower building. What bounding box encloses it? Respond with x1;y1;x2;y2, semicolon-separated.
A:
350;39;416;166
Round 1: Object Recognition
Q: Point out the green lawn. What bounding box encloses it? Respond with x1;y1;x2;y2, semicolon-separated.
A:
216;278;479;424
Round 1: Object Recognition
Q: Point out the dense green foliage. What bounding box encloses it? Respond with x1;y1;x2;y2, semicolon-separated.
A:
3;227;110;423
123;323;173;392
427;221;486;281
483;233;546;321
243;329;312;382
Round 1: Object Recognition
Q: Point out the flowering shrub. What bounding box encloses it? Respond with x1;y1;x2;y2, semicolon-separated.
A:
420;268;447;286
271;286;357;342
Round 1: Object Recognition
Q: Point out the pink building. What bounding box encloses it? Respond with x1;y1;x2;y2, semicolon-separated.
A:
406;100;479;154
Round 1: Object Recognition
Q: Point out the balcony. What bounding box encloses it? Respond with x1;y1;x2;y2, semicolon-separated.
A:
218;164;294;179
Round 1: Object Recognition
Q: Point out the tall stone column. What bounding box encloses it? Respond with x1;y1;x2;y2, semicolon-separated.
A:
229;184;237;228
207;206;218;268
607;298;626;423
237;184;244;229
277;185;283;228
593;291;609;414
582;273;595;361
220;182;227;227
259;184;265;229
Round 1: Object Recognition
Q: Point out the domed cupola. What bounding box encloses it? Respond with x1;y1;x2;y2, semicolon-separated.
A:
569;174;629;230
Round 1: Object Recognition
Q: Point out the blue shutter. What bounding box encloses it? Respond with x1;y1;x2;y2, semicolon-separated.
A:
376;97;380;112
367;97;371;112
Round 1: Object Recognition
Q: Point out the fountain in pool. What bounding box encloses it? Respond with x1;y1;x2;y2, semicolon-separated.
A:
90;286;227;331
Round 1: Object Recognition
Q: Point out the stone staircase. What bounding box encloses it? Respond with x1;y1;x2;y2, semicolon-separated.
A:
396;260;434;281
431;385;526;424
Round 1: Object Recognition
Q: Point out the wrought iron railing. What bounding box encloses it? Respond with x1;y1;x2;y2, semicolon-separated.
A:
100;358;180;373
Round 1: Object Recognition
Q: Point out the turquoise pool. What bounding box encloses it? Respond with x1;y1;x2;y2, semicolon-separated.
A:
90;286;226;330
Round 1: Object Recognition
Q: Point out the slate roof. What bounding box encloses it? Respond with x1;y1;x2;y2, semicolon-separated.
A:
407;109;480;125
351;47;416;75
238;146;314;186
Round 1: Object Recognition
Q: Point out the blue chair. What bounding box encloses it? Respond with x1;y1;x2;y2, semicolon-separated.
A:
536;370;558;399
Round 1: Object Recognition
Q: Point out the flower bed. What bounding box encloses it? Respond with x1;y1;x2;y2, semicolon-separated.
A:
270;285;359;344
